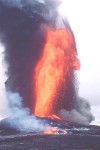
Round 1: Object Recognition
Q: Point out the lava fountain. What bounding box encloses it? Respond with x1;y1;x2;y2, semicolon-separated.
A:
33;28;80;118
0;0;94;129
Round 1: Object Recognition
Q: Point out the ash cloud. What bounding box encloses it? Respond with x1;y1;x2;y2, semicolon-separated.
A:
0;0;94;128
59;97;95;125
0;43;49;131
0;0;74;111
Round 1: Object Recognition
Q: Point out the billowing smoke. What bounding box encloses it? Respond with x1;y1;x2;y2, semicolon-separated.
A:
6;91;49;131
59;97;94;125
0;43;49;131
0;0;94;129
0;43;10;120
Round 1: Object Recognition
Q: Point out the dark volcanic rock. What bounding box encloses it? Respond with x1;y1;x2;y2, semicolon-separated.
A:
0;118;100;149
0;134;100;150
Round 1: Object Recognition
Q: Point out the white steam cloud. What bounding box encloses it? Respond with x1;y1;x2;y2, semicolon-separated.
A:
6;91;49;131
0;43;10;120
0;43;49;131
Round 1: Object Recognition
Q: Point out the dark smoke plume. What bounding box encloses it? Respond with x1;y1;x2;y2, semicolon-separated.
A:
0;0;94;126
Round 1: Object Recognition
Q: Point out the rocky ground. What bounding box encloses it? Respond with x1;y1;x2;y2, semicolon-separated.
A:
0;118;100;150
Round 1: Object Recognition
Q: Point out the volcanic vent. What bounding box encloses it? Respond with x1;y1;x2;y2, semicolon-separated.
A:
0;0;94;128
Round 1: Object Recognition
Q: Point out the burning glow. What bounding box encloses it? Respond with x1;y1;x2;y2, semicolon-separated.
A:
48;114;62;121
33;29;80;117
44;127;67;135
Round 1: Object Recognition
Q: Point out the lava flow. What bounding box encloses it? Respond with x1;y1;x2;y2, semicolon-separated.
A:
33;28;80;118
44;127;67;135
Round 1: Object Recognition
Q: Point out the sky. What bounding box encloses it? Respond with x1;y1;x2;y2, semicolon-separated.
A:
61;0;100;125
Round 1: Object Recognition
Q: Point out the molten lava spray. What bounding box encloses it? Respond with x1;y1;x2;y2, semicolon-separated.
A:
34;29;80;117
0;0;94;127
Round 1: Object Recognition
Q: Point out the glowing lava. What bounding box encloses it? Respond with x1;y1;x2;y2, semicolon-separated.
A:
33;29;80;118
44;127;67;135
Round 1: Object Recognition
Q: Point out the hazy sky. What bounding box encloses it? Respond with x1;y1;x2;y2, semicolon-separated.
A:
61;0;100;125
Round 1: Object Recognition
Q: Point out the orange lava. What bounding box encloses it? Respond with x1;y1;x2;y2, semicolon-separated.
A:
44;127;59;135
48;114;62;121
33;29;80;117
44;127;67;135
